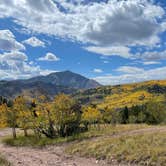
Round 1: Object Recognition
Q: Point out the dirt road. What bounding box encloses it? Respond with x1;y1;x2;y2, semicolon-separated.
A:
0;128;107;166
0;126;165;166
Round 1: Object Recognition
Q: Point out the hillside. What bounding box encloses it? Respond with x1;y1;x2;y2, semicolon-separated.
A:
0;71;100;98
73;79;166;109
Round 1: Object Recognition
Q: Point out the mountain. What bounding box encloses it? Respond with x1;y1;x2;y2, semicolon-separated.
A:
27;70;100;89
0;71;101;98
73;79;166;109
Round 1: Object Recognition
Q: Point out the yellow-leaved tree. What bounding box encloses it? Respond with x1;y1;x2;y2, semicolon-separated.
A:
0;104;8;128
3;101;18;139
33;95;56;138
82;106;101;129
51;94;82;137
14;96;32;137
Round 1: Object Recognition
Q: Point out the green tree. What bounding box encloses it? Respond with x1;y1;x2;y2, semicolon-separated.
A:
120;106;129;124
145;100;166;124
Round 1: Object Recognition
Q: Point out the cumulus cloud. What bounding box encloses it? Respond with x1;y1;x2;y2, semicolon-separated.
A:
1;0;166;82
26;0;57;13
0;30;25;51
0;0;165;48
38;52;60;61
23;37;45;47
94;66;166;85
85;1;163;46
0;51;56;80
93;68;103;73
0;51;27;61
0;51;35;79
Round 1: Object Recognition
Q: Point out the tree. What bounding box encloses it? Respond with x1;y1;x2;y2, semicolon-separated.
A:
52;94;82;137
101;108;118;126
120;106;129;124
0;97;11;128
29;96;55;138
14;96;32;137
0;104;7;128
33;94;82;138
82;106;101;129
4;102;18;139
35;100;57;138
145;100;166;124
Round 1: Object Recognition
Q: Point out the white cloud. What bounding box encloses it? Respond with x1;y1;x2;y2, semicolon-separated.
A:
103;60;109;64
0;51;56;80
0;0;165;49
1;0;166;82
137;50;166;60
94;66;166;85
23;37;45;47
39;69;58;76
116;66;145;74
143;61;161;65
93;68;103;73
85;46;132;58
29;61;34;65
0;29;25;51
38;52;60;61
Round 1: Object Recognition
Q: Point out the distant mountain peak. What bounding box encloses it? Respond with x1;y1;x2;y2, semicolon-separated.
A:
0;71;101;98
41;70;101;89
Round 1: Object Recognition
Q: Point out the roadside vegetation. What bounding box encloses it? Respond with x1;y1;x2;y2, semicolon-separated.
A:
3;124;150;147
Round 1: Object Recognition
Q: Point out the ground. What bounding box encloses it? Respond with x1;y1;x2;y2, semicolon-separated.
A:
0;126;165;166
0;128;107;166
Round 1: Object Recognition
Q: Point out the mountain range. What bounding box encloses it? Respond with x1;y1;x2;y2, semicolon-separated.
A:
0;71;101;98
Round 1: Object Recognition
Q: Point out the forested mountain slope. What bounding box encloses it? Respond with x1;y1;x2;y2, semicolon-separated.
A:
73;80;166;109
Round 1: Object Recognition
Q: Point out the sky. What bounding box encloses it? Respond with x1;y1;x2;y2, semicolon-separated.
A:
1;0;166;85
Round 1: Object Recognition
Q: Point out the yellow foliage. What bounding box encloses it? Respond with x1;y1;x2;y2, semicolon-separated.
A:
82;106;101;123
97;90;162;110
0;104;7;128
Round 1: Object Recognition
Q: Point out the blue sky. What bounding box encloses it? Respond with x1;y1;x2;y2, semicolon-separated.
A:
1;0;166;85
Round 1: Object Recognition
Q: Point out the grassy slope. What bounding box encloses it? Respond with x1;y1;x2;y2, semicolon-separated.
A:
67;130;166;165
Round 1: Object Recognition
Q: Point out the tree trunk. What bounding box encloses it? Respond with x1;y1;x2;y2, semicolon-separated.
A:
24;129;28;137
12;127;16;139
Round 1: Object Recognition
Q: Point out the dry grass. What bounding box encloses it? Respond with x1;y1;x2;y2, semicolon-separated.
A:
67;131;166;166
0;155;10;166
3;124;150;147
